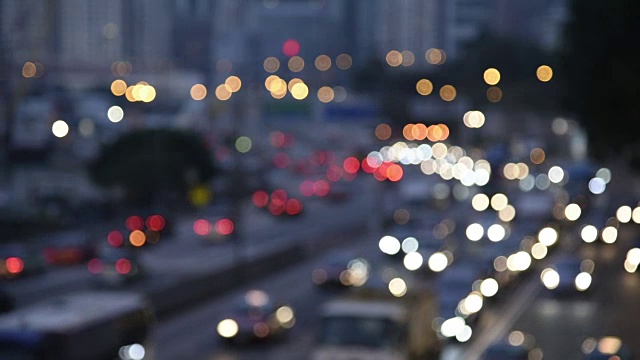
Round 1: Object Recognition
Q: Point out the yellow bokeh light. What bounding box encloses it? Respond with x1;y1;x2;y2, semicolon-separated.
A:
215;84;232;101
265;75;280;90
110;79;127;96
190;84;207;100
132;84;145;101
487;87;502;102
401;50;415;66
22;62;37;78
530;148;546;164
484;68;501;85
288;56;304;72
263;57;280;73
269;79;287;94
288;78;303;92
416;79;433;96
51;120;69;138
291;83;309;100
140;85;156;102
386;50;402;67
536;65;553;82
336;53;352;70
439;85;457;101
224;76;242;92
317;86;334;103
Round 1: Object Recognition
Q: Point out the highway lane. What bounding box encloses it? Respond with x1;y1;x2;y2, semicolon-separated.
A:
149;230;379;360
146;195;498;360
3;175;377;307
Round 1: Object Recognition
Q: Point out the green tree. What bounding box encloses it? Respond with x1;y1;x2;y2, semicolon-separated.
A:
89;129;217;205
561;0;640;166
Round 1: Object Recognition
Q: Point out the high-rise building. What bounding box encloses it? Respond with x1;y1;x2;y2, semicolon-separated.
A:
56;0;124;67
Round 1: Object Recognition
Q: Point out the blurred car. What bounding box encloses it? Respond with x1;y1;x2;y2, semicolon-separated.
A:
216;290;295;344
312;253;369;289
583;336;632;360
541;254;594;294
43;230;97;266
0;243;47;279
88;245;144;287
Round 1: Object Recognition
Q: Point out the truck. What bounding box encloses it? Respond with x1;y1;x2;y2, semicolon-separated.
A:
311;270;440;360
0;291;155;359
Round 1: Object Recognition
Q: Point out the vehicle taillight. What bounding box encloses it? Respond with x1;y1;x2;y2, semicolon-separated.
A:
88;258;103;274
116;258;132;275
6;257;24;274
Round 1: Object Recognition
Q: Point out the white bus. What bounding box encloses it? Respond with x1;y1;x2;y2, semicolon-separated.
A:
0;291;155;359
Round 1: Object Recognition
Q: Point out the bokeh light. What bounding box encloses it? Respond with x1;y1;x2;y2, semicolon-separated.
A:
536;65;553;82
416;79;433;96
224;76;242;92
190;84;207;100
317;86;335;103
111;79;127;96
439;85;457;101
263;57;280;73
483;68;501;85
288;56;304;72
108;106;124;122
386;50;402;67
51;120;69;138
336;53;352;70
315;55;331;71
530;148;546;164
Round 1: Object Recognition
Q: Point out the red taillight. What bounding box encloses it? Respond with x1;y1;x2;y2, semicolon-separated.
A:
194;219;212;236
88;258;103;274
115;258;132;275
215;219;234;236
6;257;24;274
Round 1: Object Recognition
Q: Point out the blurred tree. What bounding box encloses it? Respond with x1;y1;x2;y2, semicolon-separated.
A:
89;129;217;205
561;0;640;168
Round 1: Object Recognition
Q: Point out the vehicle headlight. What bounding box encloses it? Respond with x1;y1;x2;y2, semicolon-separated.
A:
217;319;238;338
575;272;592;291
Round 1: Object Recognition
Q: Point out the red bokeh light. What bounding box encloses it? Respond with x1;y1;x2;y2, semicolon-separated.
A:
282;39;301;57
252;190;270;208
271;189;288;205
269;202;285;216
343;157;360;174
269;131;286;148
193;219;212;236
125;216;144;231
215;218;235;236
314;180;331;197
115;258;132;275
285;199;303;215
299;180;315;197
146;215;166;232
5;257;24;274
107;230;124;247
326;165;342;182
273;153;291;168
88;258;103;274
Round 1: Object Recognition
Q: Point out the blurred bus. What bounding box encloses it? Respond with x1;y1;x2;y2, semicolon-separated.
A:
0;291;155;359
